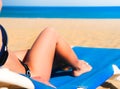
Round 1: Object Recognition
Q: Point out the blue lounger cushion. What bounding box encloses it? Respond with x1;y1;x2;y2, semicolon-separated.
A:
31;46;120;89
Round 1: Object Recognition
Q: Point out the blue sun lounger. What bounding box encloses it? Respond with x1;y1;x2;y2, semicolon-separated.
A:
1;25;120;89
17;46;119;89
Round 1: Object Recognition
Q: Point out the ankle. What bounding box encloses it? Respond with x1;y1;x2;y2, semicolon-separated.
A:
72;59;81;70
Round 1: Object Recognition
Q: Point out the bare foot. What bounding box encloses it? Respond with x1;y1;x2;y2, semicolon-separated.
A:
32;76;56;88
73;60;92;77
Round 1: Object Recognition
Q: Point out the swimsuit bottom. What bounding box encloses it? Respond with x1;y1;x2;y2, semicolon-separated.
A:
19;59;31;77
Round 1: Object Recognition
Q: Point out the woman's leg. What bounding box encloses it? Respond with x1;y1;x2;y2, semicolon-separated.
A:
24;27;92;86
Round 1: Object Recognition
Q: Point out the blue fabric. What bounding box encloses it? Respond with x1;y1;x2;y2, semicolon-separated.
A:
29;46;120;89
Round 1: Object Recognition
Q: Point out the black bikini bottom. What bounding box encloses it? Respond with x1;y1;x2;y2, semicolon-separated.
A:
19;59;31;77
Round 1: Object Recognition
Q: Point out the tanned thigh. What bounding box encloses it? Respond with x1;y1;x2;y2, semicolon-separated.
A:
23;28;57;81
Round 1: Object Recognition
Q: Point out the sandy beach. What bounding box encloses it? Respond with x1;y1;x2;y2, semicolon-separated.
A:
0;18;120;89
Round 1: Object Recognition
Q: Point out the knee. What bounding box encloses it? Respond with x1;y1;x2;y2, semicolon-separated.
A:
43;27;58;37
44;27;56;33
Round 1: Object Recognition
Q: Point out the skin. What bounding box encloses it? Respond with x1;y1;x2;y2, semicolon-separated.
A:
0;1;92;88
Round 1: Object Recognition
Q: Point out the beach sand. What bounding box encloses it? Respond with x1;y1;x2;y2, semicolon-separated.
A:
0;18;120;89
